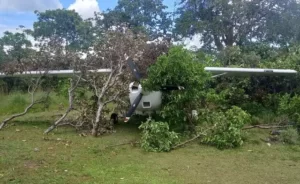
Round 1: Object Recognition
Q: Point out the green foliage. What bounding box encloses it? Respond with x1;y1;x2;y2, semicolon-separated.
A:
202;106;251;149
100;0;171;38
278;94;300;133
279;94;300;121
54;79;70;98
139;119;179;152
280;128;299;145
0;31;33;62
218;46;262;67
175;0;300;51
33;9;93;50
142;46;211;130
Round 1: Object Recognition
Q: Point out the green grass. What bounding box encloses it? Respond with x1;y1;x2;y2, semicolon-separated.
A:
1;120;300;184
1;93;300;183
0;92;68;116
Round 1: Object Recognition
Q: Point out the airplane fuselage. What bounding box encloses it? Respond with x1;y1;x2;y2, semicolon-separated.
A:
129;82;162;115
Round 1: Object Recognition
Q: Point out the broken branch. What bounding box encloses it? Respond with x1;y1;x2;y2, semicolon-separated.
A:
0;77;44;130
242;125;292;130
44;75;82;134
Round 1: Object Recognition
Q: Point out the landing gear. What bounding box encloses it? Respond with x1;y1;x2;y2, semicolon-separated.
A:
110;113;119;124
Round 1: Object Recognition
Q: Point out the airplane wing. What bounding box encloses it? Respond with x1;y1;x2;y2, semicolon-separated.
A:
205;67;298;77
0;69;112;78
0;67;296;78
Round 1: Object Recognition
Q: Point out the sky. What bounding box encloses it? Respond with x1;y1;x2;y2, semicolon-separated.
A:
0;0;201;49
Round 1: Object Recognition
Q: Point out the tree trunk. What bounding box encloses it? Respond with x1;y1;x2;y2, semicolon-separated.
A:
224;25;234;47
92;103;104;137
213;34;224;51
44;77;81;134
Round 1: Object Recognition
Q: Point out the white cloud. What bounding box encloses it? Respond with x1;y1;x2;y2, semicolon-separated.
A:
183;34;203;50
68;0;100;19
173;34;203;51
0;0;63;12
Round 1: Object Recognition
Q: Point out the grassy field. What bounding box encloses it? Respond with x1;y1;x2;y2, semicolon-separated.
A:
1;93;300;184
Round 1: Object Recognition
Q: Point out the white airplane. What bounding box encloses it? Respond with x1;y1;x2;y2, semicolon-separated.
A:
125;60;297;122
0;59;298;122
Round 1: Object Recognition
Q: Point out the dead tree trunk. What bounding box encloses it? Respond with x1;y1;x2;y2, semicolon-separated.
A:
44;76;81;134
0;77;43;130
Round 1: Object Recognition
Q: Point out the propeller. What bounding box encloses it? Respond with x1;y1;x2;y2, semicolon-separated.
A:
127;59;142;81
124;59;185;122
124;59;143;122
124;93;143;122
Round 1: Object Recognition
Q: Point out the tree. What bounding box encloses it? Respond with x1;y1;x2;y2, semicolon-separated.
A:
142;46;211;131
99;0;172;39
0;30;36;93
0;31;32;64
84;27;147;136
175;0;300;51
33;9;94;51
0;39;7;64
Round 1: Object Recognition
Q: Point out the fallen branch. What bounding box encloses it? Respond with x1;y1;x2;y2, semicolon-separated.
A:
44;75;82;134
105;141;140;149
171;126;216;150
56;117;86;130
172;133;206;150
242;125;292;130
0;77;44;130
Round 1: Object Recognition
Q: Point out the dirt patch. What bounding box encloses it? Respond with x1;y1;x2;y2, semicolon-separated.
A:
24;161;40;170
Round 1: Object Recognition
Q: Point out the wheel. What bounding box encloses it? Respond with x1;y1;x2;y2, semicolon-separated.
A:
110;113;118;124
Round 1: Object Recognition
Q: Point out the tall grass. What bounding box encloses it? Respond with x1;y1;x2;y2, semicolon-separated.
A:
0;92;68;116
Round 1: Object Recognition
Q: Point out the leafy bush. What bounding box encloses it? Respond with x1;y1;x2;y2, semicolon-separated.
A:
278;95;300;131
280;128;299;145
139;119;179;152
142;46;211;131
202;106;251;149
279;94;300;119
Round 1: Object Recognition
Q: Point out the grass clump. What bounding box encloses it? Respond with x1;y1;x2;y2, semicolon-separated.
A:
280;128;299;145
0;93;28;115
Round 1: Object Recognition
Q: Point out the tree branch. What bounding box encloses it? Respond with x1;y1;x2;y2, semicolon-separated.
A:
0;77;43;130
44;75;82;134
242;125;292;130
172;126;216;150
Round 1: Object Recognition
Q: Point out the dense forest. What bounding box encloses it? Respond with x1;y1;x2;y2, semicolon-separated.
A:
1;0;300;151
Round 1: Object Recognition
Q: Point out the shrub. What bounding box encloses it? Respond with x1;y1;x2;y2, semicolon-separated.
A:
278;94;300;132
280;128;299;145
139;119;179;152
202;106;251;149
142;46;211;131
279;94;300;120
